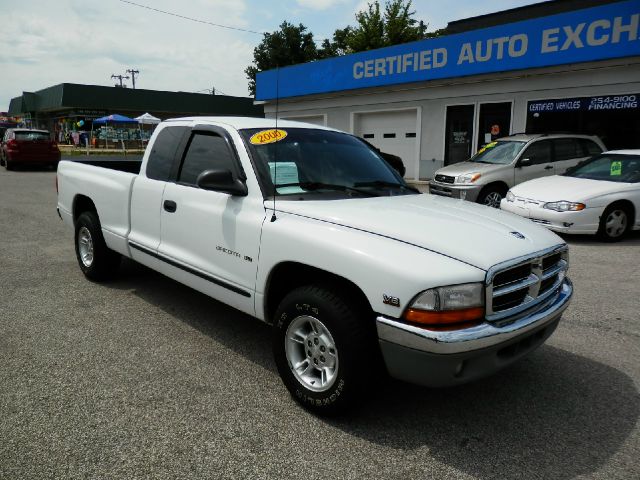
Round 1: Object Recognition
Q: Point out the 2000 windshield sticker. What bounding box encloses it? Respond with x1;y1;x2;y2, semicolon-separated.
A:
249;129;288;145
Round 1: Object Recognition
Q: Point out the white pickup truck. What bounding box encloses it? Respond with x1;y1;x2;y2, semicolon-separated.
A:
57;117;573;414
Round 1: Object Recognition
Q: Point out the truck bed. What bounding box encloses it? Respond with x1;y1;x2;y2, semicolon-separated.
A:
68;157;143;174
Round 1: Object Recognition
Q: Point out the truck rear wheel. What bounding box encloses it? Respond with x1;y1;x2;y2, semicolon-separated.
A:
74;211;121;281
272;285;376;415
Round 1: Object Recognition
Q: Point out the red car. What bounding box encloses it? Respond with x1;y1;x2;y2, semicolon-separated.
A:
1;128;61;170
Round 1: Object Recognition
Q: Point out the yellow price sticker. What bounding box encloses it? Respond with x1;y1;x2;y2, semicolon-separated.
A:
249;129;288;145
485;142;497;148
610;160;622;176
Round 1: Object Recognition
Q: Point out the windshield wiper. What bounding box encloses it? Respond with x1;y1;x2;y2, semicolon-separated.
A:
353;180;419;193
275;182;379;197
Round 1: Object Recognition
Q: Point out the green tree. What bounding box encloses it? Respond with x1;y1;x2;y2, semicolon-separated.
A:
245;21;319;95
317;27;352;58
383;0;425;46
328;0;429;54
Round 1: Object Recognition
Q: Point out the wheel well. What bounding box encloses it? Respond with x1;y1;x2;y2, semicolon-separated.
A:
479;182;509;197
73;195;97;223
606;200;636;224
264;262;373;324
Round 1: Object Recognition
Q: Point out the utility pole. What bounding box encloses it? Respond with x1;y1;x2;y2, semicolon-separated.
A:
126;69;140;89
111;74;129;88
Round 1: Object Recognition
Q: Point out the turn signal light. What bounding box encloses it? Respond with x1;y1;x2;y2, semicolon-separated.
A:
404;307;484;329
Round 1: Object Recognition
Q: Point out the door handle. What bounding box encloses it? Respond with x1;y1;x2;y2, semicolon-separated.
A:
544;165;553;170
163;200;177;213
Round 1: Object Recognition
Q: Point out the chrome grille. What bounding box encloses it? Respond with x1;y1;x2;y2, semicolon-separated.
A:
434;174;455;184
486;246;568;322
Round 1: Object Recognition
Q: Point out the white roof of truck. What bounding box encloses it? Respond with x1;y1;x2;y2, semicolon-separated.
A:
163;116;337;132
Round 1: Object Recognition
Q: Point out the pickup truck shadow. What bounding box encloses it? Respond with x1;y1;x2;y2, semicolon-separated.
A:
330;348;639;479
109;259;638;480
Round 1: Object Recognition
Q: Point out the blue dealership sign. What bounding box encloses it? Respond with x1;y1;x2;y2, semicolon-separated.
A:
256;0;640;100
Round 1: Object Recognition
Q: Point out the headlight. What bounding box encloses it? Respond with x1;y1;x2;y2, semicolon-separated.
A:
506;191;515;202
543;201;586;212
455;173;482;184
404;283;484;329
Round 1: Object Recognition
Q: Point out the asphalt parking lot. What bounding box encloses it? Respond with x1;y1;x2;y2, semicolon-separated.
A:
1;167;639;480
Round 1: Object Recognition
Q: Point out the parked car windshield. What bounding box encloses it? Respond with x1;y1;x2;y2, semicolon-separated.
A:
469;140;526;165
241;128;416;198
565;153;640;183
15;131;50;141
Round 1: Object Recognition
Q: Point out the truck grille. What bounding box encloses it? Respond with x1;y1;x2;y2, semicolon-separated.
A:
434;174;455;184
486;246;568;323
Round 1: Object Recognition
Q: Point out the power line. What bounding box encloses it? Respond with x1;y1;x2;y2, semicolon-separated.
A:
117;0;264;35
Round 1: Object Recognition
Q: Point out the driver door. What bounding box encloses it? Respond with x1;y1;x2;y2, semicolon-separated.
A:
157;127;265;315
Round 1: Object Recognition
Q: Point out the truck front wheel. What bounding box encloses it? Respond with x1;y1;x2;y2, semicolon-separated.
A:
74;211;121;281
273;285;376;415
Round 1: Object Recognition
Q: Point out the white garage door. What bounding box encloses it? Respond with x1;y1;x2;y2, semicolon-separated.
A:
281;115;325;126
354;109;418;179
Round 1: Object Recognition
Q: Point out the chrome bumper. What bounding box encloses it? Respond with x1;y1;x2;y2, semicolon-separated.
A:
376;279;572;387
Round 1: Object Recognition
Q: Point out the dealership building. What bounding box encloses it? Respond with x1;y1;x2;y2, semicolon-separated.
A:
255;0;640;183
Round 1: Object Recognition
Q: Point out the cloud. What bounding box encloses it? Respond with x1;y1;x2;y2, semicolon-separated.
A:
296;0;349;11
0;0;258;109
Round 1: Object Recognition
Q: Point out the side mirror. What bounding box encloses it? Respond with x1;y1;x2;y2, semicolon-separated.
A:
518;158;532;168
196;169;248;196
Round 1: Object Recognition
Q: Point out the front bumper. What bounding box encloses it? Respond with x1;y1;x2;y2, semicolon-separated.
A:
376;278;572;387
429;181;482;202
501;199;601;234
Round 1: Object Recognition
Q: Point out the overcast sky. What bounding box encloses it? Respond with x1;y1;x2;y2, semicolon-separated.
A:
0;0;540;111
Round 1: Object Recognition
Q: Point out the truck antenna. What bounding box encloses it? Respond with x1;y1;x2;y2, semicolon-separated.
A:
270;66;280;223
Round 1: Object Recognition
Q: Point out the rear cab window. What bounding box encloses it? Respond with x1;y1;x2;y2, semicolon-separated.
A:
145;126;189;181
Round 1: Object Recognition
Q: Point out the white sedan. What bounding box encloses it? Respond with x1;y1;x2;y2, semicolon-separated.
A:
501;150;640;241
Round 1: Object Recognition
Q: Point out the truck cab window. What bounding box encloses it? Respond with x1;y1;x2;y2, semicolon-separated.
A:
178;133;236;186
146;126;188;181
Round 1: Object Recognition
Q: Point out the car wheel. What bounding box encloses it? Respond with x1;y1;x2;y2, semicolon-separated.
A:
273;284;377;415
5;158;14;171
597;204;630;241
74;211;121;280
0;155;5;167
477;186;506;208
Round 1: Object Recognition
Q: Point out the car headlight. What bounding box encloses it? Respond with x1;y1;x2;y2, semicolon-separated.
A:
506;191;515;202
404;283;485;330
455;173;482;184
543;201;586;212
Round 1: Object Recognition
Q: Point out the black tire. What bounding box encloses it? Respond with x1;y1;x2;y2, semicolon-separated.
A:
74;211;121;281
597;203;630;242
272;285;377;415
0;155;5;167
477;185;507;208
5;158;14;171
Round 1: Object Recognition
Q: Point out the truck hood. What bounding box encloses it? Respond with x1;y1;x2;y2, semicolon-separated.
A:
272;194;563;271
435;161;504;177
510;175;629;202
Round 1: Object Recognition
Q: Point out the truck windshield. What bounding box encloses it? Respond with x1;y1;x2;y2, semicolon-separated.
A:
469;141;526;165
241;128;417;198
565;154;640;183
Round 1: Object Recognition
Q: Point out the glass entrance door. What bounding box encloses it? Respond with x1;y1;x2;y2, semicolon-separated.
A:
444;104;474;166
477;102;512;152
